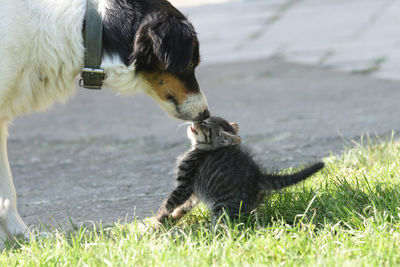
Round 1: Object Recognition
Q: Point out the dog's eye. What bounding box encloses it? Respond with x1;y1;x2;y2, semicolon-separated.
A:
165;94;178;105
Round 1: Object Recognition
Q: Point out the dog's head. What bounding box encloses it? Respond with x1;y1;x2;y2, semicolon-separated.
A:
131;12;209;122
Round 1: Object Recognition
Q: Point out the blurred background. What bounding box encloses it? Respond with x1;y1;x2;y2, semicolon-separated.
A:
9;0;400;229
172;0;399;79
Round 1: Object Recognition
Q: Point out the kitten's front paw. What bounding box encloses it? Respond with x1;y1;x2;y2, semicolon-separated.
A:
156;213;169;224
136;217;163;233
156;206;171;223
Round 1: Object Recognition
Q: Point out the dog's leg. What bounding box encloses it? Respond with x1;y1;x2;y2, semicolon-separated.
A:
0;120;29;240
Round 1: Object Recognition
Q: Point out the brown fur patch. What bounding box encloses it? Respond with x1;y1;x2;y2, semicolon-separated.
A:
141;72;192;105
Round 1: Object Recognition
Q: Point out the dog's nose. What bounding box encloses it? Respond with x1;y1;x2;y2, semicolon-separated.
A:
195;109;210;122
202;109;210;119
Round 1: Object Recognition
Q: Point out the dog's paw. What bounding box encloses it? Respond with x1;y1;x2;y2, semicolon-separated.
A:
31;229;54;240
0;198;29;240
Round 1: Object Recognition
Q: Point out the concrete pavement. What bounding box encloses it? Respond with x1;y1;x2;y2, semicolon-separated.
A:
180;0;400;80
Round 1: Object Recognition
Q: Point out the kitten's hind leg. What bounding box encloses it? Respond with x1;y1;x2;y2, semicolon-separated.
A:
211;203;240;226
171;195;198;222
211;205;229;226
156;184;193;223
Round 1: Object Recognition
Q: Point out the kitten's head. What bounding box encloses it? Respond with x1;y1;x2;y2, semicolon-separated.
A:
187;116;241;150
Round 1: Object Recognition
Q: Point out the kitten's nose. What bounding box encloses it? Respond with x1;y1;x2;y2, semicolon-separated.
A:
195;109;210;122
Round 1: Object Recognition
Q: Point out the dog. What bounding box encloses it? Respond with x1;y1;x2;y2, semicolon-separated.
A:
0;0;209;240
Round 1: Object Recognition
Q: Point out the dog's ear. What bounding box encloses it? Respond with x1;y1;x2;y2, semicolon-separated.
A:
132;14;197;72
131;19;158;70
151;17;197;72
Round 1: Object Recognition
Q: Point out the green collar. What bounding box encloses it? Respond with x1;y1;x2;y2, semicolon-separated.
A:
79;0;106;89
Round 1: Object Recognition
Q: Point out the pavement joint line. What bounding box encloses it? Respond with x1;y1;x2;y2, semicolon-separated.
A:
263;0;299;27
350;57;387;75
236;0;301;50
316;50;335;66
351;0;396;39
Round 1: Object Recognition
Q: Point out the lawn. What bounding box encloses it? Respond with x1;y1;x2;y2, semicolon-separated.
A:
2;135;400;266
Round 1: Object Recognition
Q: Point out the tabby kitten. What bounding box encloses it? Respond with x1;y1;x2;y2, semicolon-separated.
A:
156;117;324;223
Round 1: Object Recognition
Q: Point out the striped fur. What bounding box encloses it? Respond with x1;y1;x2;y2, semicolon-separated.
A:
156;117;324;223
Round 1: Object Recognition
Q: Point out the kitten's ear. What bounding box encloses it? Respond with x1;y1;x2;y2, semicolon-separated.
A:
221;131;241;145
230;123;239;134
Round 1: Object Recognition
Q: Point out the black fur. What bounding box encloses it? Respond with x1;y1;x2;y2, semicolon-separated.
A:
156;117;325;223
101;0;200;72
132;13;198;72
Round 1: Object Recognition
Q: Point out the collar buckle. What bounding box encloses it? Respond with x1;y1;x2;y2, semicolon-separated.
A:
79;68;106;90
80;0;105;90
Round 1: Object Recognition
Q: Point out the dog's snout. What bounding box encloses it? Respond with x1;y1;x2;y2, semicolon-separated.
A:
202;109;210;120
200;109;210;121
194;109;210;122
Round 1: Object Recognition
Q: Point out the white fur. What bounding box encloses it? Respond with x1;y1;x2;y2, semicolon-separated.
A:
0;0;208;240
0;0;85;119
0;120;29;240
179;94;209;120
101;55;148;95
0;0;89;240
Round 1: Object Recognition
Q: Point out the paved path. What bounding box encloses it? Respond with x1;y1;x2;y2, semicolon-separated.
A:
180;0;400;80
10;59;400;229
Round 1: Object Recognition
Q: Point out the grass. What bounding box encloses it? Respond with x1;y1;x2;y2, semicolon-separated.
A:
2;135;400;266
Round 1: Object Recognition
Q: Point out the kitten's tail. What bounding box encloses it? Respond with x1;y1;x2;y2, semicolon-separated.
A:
259;162;324;190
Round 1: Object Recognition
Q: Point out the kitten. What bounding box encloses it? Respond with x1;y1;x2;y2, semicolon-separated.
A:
156;116;324;223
